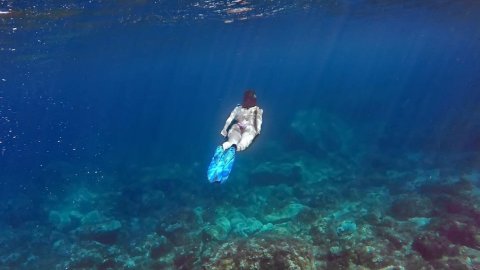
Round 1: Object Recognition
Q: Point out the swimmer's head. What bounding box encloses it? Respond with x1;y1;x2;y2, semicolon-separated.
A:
242;89;257;108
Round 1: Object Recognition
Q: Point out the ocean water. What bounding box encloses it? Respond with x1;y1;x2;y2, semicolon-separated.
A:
1;1;480;269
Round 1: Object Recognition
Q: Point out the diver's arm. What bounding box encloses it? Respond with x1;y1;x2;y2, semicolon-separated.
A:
221;106;239;136
256;107;263;134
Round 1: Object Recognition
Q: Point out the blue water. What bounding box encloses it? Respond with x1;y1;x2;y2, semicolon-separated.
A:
1;1;480;269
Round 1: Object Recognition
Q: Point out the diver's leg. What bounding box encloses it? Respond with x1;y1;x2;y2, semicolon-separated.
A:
236;127;256;151
223;124;241;151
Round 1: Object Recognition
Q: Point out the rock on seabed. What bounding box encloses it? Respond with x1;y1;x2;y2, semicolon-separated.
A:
203;234;315;270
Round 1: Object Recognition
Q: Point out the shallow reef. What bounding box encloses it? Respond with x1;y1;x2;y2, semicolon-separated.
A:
0;110;479;269
203;234;315;269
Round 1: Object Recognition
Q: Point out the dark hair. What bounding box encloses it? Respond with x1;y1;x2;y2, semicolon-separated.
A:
242;90;257;108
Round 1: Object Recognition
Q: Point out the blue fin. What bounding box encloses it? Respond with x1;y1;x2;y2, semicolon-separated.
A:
207;146;225;183
218;147;236;183
207;146;236;183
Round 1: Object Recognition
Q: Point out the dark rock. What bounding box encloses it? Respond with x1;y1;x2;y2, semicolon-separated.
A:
430;258;469;270
141;190;166;209
157;223;189;246
303;189;340;209
174;254;196;270
168;207;198;226
201;217;231;241
389;195;432;220
150;243;171;259
412;232;457;261
352;247;387;269
363;212;383;226
404;255;431;269
264;203;308;223
438;220;479;249
442;198;469;214
420;178;474;197
434;196;479;219
156;207;199;245
0;252;22;268
310;226;325;246
76;220;122;245
69;251;103;269
149;261;169;269
203;234;315;269
375;228;404;250
326;249;350;270
99;258;117;270
298;207;317;223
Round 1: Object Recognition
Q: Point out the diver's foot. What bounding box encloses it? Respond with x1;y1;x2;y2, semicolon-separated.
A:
222;142;232;151
222;142;238;151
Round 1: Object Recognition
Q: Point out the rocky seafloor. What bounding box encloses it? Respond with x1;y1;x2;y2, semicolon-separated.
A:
1;110;479;270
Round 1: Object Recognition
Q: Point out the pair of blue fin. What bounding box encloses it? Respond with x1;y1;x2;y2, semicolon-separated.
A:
207;146;236;183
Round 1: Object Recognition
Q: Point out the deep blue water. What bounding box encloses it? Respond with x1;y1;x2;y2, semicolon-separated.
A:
3;5;479;165
1;1;480;269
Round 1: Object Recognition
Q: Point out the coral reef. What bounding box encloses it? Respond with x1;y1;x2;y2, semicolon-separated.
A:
0;112;479;269
203;234;315;270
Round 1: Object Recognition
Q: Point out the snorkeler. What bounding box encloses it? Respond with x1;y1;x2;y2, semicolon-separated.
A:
221;90;263;151
207;90;263;183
